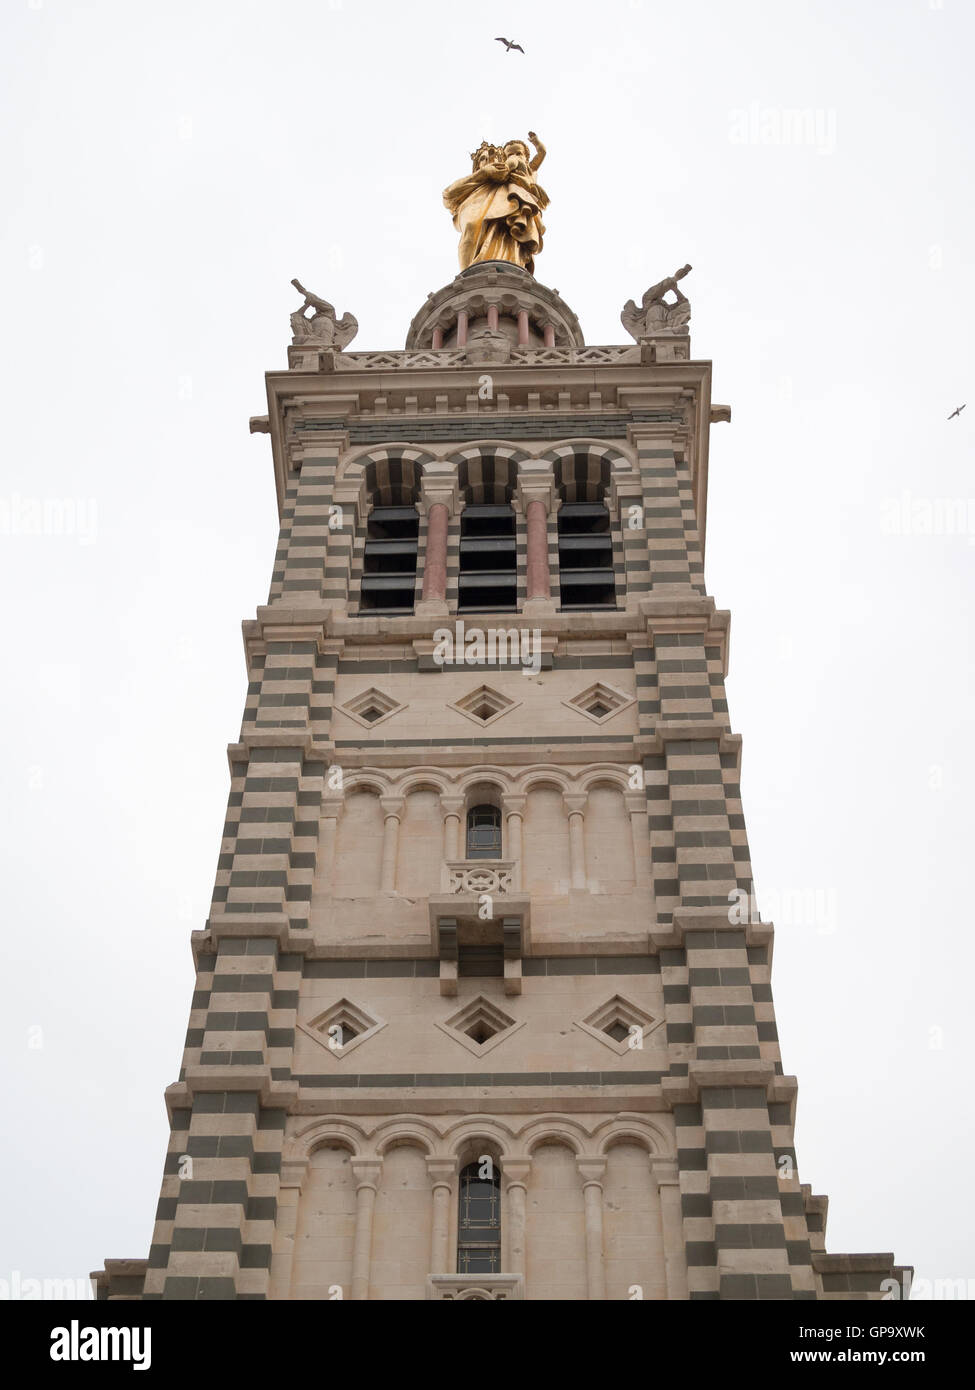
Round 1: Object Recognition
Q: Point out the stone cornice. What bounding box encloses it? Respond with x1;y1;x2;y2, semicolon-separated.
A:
164;1076;298;1123
242;596;728;643
650;908;773;950
661;1062;798;1105
260;359;715;524
192;914;316;963
635;723;741;757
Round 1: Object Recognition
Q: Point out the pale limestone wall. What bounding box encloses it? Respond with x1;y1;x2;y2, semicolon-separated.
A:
331;666;639;746
603;1142;666;1301
523;785;572;897
525;1143;588;1300
396;789;442;898
307;756;654;950
273;1108;681;1301
331;789;384;897
584;784;635;892
371;1145;431;1300
290;1145;355;1299
293;971;667;1077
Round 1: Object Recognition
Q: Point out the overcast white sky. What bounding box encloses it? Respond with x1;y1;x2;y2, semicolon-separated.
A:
1;0;972;1297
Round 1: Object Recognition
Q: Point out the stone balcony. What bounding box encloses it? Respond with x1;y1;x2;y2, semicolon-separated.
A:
428;862;531;998
442;860;518;895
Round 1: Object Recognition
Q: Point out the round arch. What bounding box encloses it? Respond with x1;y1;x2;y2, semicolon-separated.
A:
518;1117;588;1157
455;766;515;800
337;446;437;507
519;767;574;797
443;1116;517;1163
342;773;392;799
446;443;530;504
373;1120;440;1159
288;1118;370;1161
578;764;632;795
592;1114;675;1159
539;440;631;503
394;772;452;799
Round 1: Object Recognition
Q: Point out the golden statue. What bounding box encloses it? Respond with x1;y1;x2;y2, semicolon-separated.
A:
443;132;548;275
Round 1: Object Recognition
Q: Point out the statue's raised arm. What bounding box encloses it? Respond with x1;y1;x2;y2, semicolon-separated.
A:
291;278;334;315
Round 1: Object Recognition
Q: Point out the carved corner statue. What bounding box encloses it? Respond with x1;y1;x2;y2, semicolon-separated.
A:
443;132;548;275
289;279;358;349
621;264;693;341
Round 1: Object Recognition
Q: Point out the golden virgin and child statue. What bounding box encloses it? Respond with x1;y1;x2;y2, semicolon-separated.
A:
443;132;548;275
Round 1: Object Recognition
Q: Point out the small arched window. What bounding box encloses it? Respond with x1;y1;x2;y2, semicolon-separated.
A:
457;1160;501;1274
466;804;502;859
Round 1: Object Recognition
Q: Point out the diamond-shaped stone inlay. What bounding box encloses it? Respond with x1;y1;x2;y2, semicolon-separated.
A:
301;998;386;1059
563;681;634;725
573;993;660;1056
340;687;404;729
451;685;519;727
436;995;523;1056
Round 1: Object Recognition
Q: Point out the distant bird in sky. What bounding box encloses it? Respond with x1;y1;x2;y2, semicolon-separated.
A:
948;404;967;420
495;36;524;53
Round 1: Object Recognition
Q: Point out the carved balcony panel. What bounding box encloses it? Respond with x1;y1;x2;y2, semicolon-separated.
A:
443;860;516;896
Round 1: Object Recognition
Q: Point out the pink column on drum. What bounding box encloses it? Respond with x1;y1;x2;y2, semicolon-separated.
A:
487;304;499;330
517;309;530;345
543;322;556;347
431;326;443;349
456;310;469;346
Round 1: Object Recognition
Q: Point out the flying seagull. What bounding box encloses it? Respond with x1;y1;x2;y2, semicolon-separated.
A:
495;36;524;53
948;404;966;420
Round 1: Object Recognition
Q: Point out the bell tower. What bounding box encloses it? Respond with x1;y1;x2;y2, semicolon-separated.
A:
93;150;909;1302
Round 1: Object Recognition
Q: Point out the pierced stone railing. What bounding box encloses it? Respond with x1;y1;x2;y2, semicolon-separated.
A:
335;345;640;370
444;861;515;895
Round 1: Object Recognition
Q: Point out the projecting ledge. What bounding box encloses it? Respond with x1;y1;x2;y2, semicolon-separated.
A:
662;1062;797;1106
164;1076;298;1122
193;914;314;962
650;909;773;950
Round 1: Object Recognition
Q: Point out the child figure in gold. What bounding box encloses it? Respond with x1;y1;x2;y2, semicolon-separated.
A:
443;133;548;275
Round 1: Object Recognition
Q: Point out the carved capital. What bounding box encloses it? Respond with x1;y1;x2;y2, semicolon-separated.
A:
350;1158;382;1190
516;460;557;513
576;1157;607;1187
426;1158;458;1187
503;1158;532;1189
650;1157;680;1189
420;462;461;517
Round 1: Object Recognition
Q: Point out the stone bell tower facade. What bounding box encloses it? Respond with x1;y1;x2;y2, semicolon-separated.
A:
93;259;909;1302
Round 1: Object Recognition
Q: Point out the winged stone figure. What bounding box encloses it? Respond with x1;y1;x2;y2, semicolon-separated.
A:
289;278;358;349
621;264;693;340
